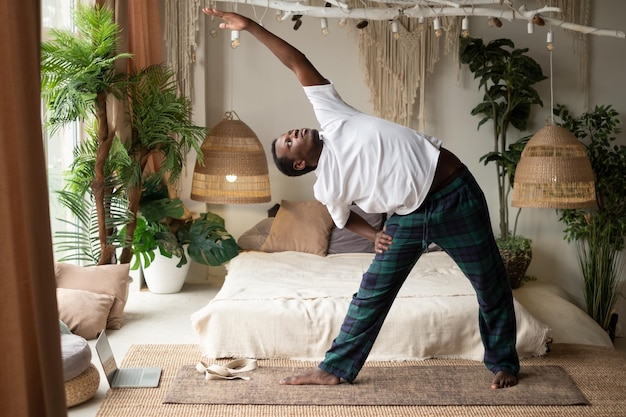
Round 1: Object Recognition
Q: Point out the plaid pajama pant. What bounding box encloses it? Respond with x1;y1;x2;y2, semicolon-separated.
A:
319;166;519;382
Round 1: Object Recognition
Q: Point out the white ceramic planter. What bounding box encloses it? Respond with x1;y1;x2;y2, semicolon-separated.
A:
142;247;191;294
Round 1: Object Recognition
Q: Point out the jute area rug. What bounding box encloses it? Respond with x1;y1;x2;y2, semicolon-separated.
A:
165;364;586;406
95;343;626;417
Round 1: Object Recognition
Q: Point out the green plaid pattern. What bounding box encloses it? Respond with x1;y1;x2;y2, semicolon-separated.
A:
319;167;519;382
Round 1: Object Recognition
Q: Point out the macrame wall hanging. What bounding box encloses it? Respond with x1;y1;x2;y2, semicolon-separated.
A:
163;0;203;99
358;0;590;130
359;15;459;130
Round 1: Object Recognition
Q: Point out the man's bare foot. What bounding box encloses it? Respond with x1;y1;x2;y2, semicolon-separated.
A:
491;370;518;389
279;367;341;385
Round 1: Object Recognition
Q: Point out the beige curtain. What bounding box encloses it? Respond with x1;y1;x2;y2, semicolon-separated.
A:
97;0;162;71
0;0;67;415
99;0;163;152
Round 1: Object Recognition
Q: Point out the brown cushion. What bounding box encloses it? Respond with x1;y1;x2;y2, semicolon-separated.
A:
55;263;130;329
260;200;333;256
57;288;114;340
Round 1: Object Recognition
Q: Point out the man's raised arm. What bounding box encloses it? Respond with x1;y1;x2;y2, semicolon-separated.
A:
203;8;328;87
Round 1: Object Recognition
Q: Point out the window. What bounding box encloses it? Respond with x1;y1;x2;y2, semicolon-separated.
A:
42;0;78;261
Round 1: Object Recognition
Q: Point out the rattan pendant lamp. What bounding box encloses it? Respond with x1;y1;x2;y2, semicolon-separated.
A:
191;111;271;204
511;29;596;209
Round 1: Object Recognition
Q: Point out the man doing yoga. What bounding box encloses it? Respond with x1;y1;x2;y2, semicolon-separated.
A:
203;8;520;389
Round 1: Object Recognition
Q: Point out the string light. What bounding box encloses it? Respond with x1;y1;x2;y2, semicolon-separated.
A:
230;30;240;48
417;16;425;31
547;30;554;51
338;18;347;28
275;10;282;22
321;17;329;35
391;20;399;40
433;16;442;37
461;16;469;38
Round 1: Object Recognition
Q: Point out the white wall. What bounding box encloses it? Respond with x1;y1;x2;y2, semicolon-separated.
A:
182;1;626;318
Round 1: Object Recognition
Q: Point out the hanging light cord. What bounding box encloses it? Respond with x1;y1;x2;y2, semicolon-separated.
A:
549;46;554;125
548;2;554;125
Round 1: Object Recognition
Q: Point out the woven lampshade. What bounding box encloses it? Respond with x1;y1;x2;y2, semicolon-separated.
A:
512;124;596;209
191;112;271;204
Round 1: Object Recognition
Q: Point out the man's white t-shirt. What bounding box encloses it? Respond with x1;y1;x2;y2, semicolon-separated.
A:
304;83;442;228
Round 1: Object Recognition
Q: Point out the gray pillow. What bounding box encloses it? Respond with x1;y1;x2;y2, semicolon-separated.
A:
327;206;384;254
237;217;274;251
61;333;92;381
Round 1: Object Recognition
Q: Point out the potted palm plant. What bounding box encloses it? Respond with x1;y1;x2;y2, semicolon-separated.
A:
459;37;547;288
554;104;625;339
41;3;240;280
41;3;133;265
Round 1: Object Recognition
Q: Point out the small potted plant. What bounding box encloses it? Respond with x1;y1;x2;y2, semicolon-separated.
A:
127;187;240;293
459;37;547;288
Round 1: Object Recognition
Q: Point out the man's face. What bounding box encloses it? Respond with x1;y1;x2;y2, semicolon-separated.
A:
275;128;320;169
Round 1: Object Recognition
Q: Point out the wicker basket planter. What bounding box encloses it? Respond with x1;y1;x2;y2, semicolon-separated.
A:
497;236;532;289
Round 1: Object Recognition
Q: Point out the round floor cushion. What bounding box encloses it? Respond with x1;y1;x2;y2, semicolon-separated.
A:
61;333;99;407
61;333;91;380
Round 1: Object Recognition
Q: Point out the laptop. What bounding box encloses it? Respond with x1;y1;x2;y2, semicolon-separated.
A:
95;330;161;388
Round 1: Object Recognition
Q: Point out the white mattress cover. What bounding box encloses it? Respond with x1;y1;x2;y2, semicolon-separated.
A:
192;251;609;362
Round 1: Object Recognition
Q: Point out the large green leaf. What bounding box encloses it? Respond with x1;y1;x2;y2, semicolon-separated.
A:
41;3;132;132
179;213;240;266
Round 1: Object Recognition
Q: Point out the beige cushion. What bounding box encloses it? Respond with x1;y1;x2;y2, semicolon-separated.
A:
55;263;130;329
57;288;114;340
260;200;333;256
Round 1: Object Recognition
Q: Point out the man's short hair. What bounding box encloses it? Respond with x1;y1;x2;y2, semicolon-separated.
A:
271;138;315;177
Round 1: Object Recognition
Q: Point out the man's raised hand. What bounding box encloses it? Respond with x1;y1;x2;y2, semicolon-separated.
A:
202;8;250;31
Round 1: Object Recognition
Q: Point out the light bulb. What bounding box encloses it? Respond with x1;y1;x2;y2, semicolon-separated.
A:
461;16;469;38
321;17;329;36
417;16;425;32
433;17;442;37
225;175;237;183
547;31;554;51
527;21;534;34
276;10;283;22
391;20;399;40
230;30;240;49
